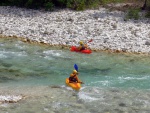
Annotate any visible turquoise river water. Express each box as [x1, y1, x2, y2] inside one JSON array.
[[1, 37, 150, 113]]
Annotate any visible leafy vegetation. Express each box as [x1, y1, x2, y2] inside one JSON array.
[[0, 0, 143, 10], [44, 2, 54, 11], [125, 8, 140, 20], [0, 0, 150, 13], [100, 0, 124, 5], [145, 11, 150, 18]]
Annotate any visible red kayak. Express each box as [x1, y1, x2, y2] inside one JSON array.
[[70, 46, 92, 54]]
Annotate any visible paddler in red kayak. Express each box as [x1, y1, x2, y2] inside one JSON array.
[[78, 41, 88, 51]]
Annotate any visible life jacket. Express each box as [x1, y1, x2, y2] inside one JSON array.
[[80, 44, 85, 50], [69, 74, 77, 82]]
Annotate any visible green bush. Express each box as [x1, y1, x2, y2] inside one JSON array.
[[145, 11, 150, 18], [0, 0, 148, 12], [45, 2, 54, 11], [100, 0, 124, 5], [57, 0, 66, 4], [6, 0, 25, 6], [66, 0, 86, 10], [66, 0, 101, 10], [54, 0, 67, 7], [76, 0, 86, 11], [86, 0, 100, 9], [100, 0, 111, 4], [125, 9, 140, 20], [0, 0, 119, 10], [25, 0, 33, 8]]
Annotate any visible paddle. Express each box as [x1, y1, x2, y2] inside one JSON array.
[[83, 39, 93, 50], [87, 39, 93, 43], [74, 64, 78, 72], [81, 39, 93, 44]]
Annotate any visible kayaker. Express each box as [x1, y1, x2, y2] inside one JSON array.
[[78, 41, 88, 51], [69, 70, 82, 83]]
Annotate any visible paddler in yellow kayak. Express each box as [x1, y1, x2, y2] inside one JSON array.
[[69, 70, 83, 84], [66, 64, 84, 90]]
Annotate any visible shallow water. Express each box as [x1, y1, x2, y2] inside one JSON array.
[[1, 37, 150, 113]]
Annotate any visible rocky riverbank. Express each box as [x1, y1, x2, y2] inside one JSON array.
[[0, 6, 150, 53]]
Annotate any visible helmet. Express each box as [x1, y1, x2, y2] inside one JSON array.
[[73, 70, 77, 74], [79, 41, 83, 45]]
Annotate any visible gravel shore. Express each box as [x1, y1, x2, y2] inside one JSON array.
[[0, 6, 150, 53]]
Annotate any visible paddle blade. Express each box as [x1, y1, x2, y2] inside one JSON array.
[[88, 39, 93, 43], [74, 64, 78, 72]]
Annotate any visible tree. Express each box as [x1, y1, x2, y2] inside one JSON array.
[[142, 0, 150, 10], [142, 0, 147, 10]]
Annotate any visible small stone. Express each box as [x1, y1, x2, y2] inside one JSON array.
[[119, 103, 126, 107], [145, 41, 150, 45]]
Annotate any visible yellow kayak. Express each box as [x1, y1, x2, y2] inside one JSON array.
[[65, 78, 81, 90]]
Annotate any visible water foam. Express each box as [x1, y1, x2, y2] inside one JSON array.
[[0, 53, 7, 58], [78, 92, 98, 102], [78, 87, 104, 102], [43, 50, 62, 57], [0, 50, 27, 57], [118, 76, 150, 80]]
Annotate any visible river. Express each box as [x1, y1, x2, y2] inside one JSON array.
[[0, 37, 150, 113]]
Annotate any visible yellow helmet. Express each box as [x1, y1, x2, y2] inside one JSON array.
[[79, 41, 83, 45], [73, 70, 77, 74]]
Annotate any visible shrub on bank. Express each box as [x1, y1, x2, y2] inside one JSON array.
[[0, 0, 150, 19], [145, 11, 150, 18], [44, 2, 54, 11], [0, 0, 138, 10], [125, 8, 140, 20]]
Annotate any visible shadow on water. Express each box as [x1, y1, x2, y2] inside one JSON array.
[[80, 67, 112, 75], [0, 68, 21, 73], [0, 68, 25, 81], [0, 60, 12, 68], [0, 68, 50, 83], [0, 76, 15, 83]]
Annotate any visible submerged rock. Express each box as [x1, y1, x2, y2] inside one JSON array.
[[0, 95, 25, 103]]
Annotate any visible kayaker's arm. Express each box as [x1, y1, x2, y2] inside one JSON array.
[[79, 81, 84, 84]]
